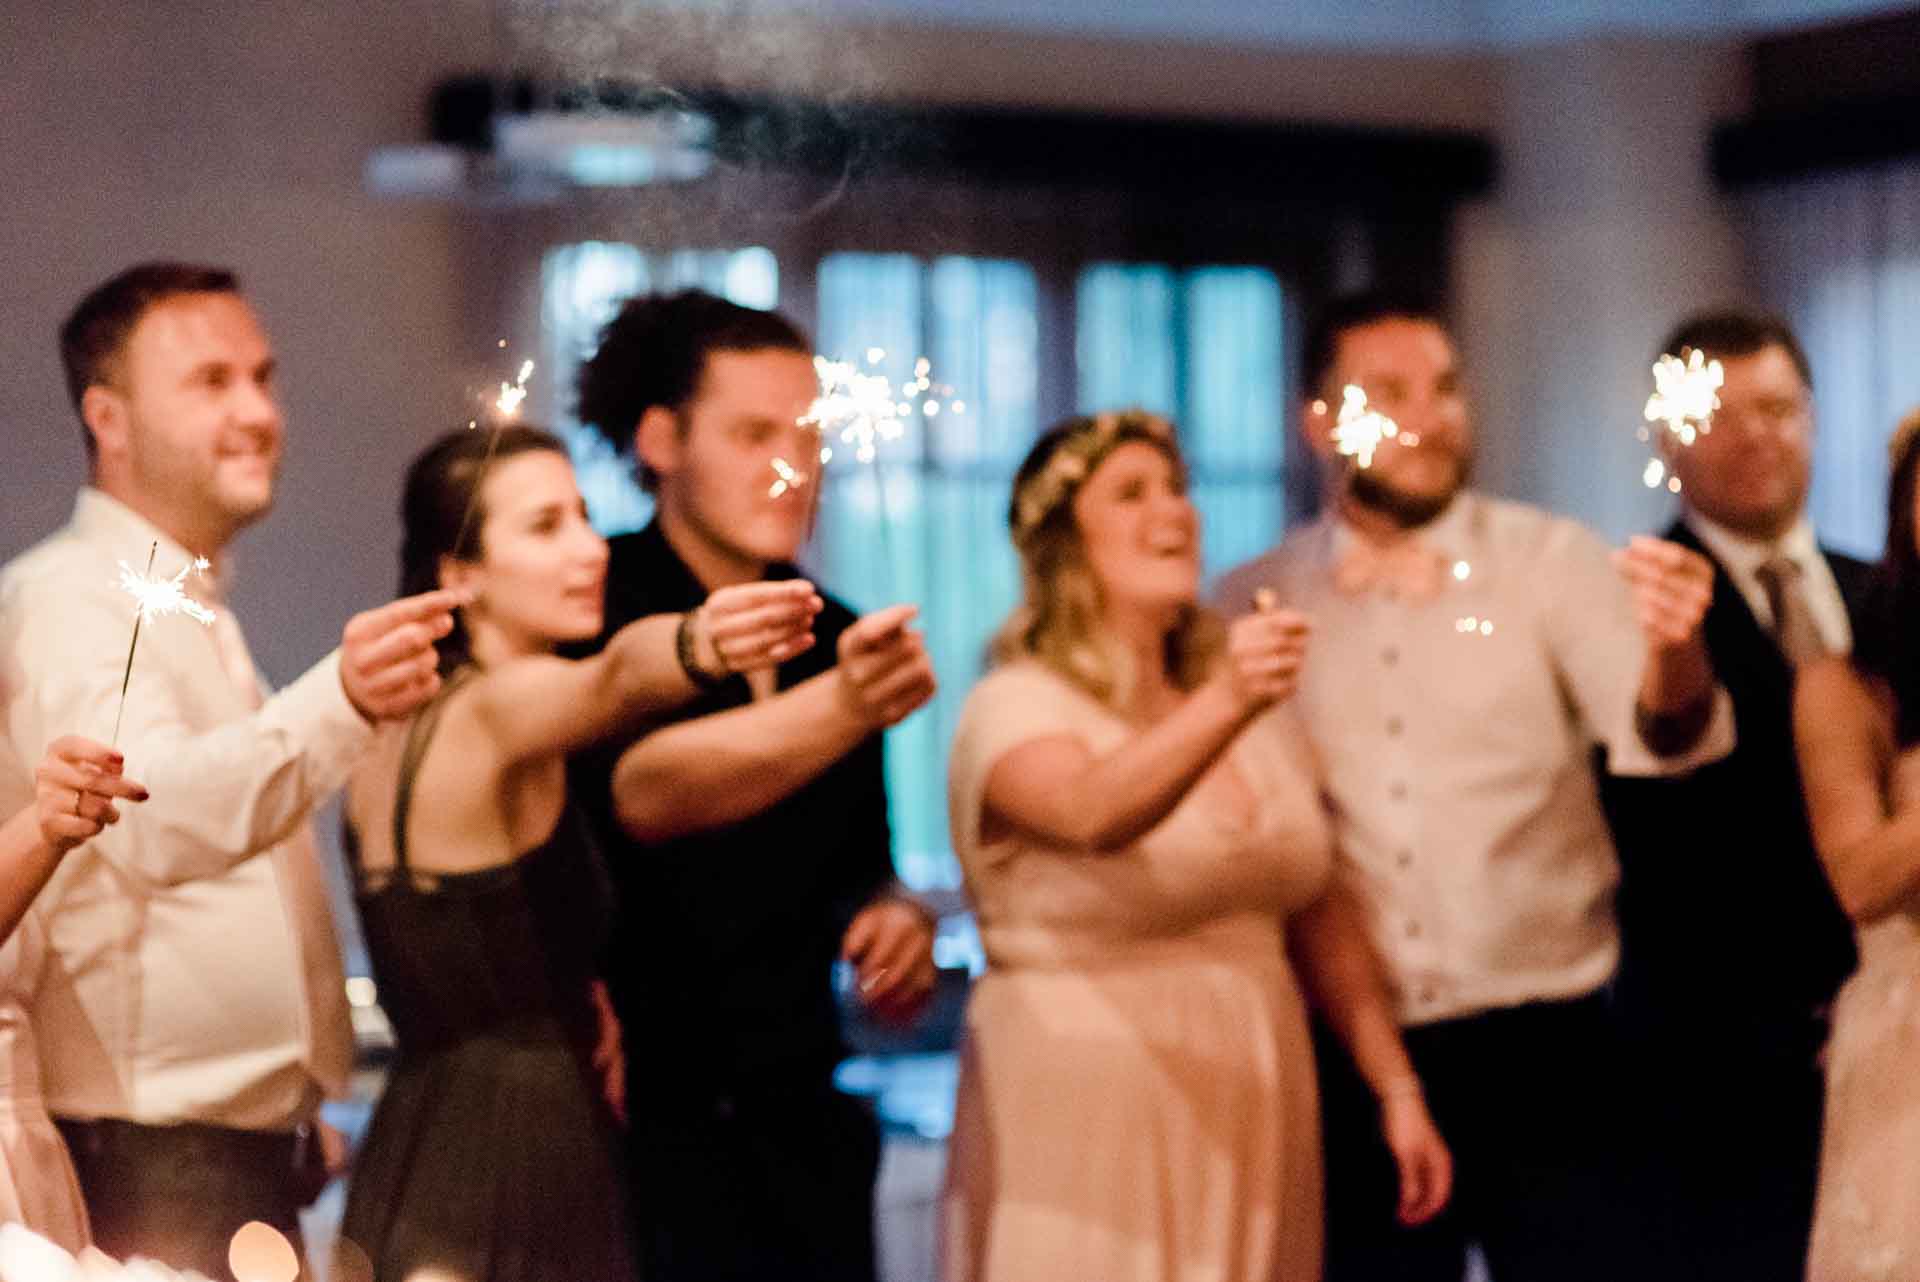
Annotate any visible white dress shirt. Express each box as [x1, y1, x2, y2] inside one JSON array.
[[1216, 493, 1734, 1026], [1683, 511, 1853, 655], [0, 490, 362, 1130]]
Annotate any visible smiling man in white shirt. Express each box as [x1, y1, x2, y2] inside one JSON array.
[[1216, 292, 1730, 1282], [0, 262, 459, 1275]]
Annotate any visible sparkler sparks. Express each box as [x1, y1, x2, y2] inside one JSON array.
[[1326, 385, 1419, 470], [1644, 349, 1723, 447], [495, 359, 535, 418], [110, 543, 214, 746], [115, 558, 216, 627], [799, 350, 964, 466], [451, 352, 539, 560], [801, 354, 907, 465]]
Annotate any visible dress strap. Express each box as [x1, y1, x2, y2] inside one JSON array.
[[391, 667, 476, 876]]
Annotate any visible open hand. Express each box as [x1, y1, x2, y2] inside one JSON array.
[[1222, 608, 1312, 711], [340, 588, 469, 720], [694, 580, 823, 676], [836, 605, 937, 730], [1614, 536, 1713, 650]]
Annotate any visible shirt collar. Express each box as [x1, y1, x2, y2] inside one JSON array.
[[1327, 490, 1476, 564], [1683, 509, 1819, 579], [621, 518, 807, 607]]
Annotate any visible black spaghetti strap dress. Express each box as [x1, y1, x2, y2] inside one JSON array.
[[336, 677, 639, 1282]]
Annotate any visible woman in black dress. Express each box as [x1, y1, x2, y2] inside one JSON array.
[[335, 426, 821, 1282]]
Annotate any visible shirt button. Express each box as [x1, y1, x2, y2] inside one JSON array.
[[1396, 849, 1414, 869], [1386, 716, 1404, 736], [1388, 781, 1408, 800], [1382, 646, 1401, 667]]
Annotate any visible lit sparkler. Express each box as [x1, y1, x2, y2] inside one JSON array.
[[799, 348, 964, 600], [1644, 348, 1723, 447], [450, 352, 538, 561], [496, 358, 535, 418], [1325, 384, 1419, 470], [800, 350, 965, 465], [111, 543, 215, 746]]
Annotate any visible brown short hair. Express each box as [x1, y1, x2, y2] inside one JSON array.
[[58, 262, 242, 457]]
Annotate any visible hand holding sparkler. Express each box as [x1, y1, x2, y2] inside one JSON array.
[[690, 580, 825, 677], [1612, 536, 1714, 650], [338, 587, 471, 721], [34, 736, 147, 854], [834, 604, 937, 731], [1222, 597, 1313, 712]]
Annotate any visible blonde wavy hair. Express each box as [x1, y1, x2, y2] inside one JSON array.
[[989, 410, 1225, 709]]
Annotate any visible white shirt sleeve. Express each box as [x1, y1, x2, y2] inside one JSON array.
[[4, 568, 372, 888]]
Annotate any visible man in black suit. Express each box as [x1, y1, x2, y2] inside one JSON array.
[[1602, 308, 1870, 1282]]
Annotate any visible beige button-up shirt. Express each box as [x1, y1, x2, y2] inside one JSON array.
[[0, 490, 363, 1129], [1216, 493, 1734, 1025]]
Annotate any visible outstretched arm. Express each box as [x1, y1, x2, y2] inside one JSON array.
[[981, 610, 1310, 854], [3, 580, 457, 888], [467, 579, 822, 769], [612, 604, 935, 843]]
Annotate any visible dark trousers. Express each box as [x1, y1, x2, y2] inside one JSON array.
[[1616, 1021, 1826, 1282], [57, 1117, 320, 1278], [1319, 993, 1646, 1282], [625, 1078, 881, 1282]]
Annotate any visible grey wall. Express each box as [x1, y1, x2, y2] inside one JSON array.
[[0, 2, 1771, 661]]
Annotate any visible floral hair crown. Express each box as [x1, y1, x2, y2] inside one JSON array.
[[1011, 410, 1178, 547]]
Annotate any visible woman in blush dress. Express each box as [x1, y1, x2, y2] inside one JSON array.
[[0, 736, 146, 1248], [942, 411, 1451, 1282], [335, 426, 821, 1282], [1801, 409, 1920, 1282]]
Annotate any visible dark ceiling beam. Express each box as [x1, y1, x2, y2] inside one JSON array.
[[427, 75, 1498, 209]]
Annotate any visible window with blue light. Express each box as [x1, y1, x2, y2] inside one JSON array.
[[813, 252, 1039, 896], [1077, 263, 1288, 576]]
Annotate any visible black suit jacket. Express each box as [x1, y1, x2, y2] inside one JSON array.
[[1601, 519, 1873, 1063]]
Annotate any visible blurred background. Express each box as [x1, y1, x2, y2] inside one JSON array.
[[3, 3, 1917, 1276]]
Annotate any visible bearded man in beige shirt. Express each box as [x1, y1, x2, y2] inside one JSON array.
[[1217, 292, 1728, 1282]]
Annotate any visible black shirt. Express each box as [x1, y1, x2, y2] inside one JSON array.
[[570, 520, 896, 1096]]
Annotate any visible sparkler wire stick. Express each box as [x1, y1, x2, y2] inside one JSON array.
[[110, 542, 158, 747], [449, 357, 535, 564], [110, 546, 215, 745]]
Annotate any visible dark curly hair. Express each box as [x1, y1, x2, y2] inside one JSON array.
[[574, 289, 809, 492]]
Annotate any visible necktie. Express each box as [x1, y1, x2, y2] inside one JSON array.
[[1754, 556, 1828, 667], [1333, 533, 1447, 604], [209, 606, 355, 1096]]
